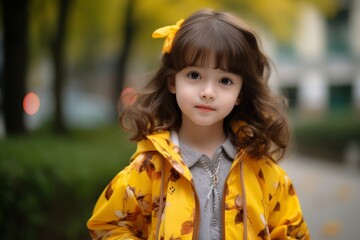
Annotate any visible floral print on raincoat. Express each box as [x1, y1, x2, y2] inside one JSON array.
[[87, 130, 310, 239]]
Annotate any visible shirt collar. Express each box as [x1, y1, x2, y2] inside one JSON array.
[[222, 137, 237, 159], [170, 131, 238, 168]]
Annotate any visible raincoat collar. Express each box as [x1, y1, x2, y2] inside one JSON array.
[[133, 130, 193, 181]]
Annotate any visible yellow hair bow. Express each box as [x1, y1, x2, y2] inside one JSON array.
[[152, 19, 184, 54]]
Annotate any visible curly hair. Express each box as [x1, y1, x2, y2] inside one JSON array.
[[120, 9, 289, 162]]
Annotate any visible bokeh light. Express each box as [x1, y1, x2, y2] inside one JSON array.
[[23, 92, 40, 115]]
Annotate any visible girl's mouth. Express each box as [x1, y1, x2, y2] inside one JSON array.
[[196, 105, 215, 112]]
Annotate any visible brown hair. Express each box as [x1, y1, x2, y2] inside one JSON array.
[[120, 9, 289, 161]]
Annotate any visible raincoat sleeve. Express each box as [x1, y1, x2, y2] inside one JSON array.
[[267, 167, 310, 239], [87, 155, 155, 240]]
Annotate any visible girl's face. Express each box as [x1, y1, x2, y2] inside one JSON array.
[[170, 64, 243, 129]]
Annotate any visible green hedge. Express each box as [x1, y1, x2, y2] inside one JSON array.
[[0, 126, 135, 240], [293, 111, 360, 162]]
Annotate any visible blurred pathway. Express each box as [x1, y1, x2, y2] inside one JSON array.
[[281, 154, 360, 240]]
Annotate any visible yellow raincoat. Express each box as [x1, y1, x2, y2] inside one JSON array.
[[87, 130, 310, 239]]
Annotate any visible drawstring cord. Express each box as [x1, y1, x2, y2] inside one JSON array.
[[155, 160, 165, 240], [240, 160, 248, 240]]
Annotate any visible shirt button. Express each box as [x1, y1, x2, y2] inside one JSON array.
[[211, 218, 218, 227]]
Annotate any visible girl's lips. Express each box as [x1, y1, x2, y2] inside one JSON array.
[[195, 105, 215, 112]]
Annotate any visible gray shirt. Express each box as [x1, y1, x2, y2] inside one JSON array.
[[179, 138, 237, 240]]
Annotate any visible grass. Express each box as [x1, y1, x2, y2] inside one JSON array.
[[0, 125, 136, 240]]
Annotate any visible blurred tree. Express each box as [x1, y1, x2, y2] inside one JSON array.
[[29, 0, 57, 62], [52, 0, 72, 134], [1, 0, 29, 135], [28, 0, 124, 128], [29, 0, 74, 134], [114, 0, 135, 108]]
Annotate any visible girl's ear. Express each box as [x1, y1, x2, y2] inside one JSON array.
[[168, 78, 176, 94], [235, 93, 242, 105]]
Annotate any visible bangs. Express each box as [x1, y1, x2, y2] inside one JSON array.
[[169, 18, 254, 76]]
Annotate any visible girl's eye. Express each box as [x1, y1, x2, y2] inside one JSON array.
[[187, 72, 201, 80], [219, 78, 233, 85]]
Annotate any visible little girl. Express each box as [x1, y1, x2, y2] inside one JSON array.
[[87, 9, 310, 240]]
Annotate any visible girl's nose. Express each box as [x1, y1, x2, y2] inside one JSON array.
[[200, 83, 216, 100]]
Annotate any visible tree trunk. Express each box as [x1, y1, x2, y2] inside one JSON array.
[[114, 0, 136, 109], [52, 0, 71, 134], [1, 0, 28, 135]]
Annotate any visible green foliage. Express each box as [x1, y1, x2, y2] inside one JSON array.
[[0, 126, 135, 240], [67, 0, 125, 63]]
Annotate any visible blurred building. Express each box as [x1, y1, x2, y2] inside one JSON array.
[[275, 0, 360, 115]]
